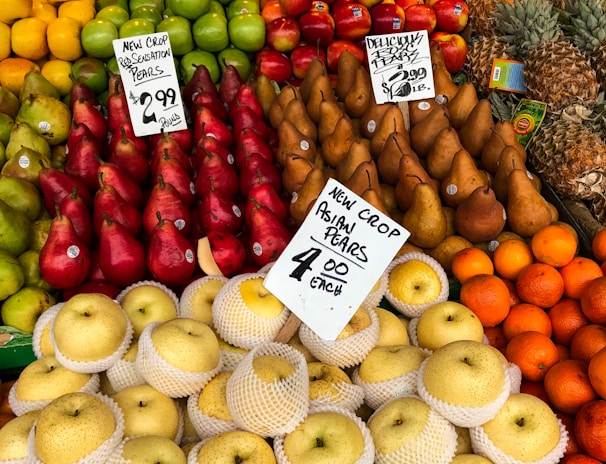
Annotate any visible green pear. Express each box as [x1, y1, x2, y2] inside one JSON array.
[[0, 198, 32, 256], [0, 85, 20, 119], [1, 146, 51, 187], [0, 112, 14, 146], [0, 249, 25, 300], [15, 93, 71, 146], [1, 286, 56, 333], [30, 218, 52, 252], [5, 121, 52, 160], [19, 70, 61, 102], [0, 141, 5, 170], [18, 249, 53, 292], [0, 175, 42, 220]]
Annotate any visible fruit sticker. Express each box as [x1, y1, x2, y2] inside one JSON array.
[[112, 32, 187, 137], [264, 178, 409, 340]]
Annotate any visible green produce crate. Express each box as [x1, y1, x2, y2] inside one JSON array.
[[0, 326, 35, 373]]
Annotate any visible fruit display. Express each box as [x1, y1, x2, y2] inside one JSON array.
[[3, 0, 606, 462]]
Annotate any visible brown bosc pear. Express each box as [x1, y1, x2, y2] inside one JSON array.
[[440, 148, 489, 208], [433, 65, 459, 102], [253, 73, 278, 119], [458, 98, 495, 158], [377, 131, 417, 185], [492, 145, 530, 204], [282, 153, 316, 194], [268, 84, 301, 130], [446, 82, 479, 129], [409, 104, 451, 158], [306, 73, 336, 124], [506, 165, 553, 237], [299, 57, 327, 104], [319, 115, 357, 168], [335, 50, 361, 101], [454, 185, 506, 243], [282, 95, 318, 142], [361, 186, 390, 216], [408, 98, 441, 127], [359, 96, 394, 139], [425, 126, 464, 181], [335, 137, 372, 184], [317, 92, 345, 143], [344, 159, 382, 198], [369, 104, 409, 158], [290, 167, 328, 226], [275, 118, 317, 167], [480, 120, 527, 174], [343, 65, 373, 119], [400, 176, 449, 249], [394, 151, 437, 212]]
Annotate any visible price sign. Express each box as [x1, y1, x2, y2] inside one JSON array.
[[365, 30, 434, 104], [264, 179, 410, 340], [112, 32, 188, 137]]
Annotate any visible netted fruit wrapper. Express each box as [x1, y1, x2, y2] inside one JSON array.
[[178, 275, 229, 323], [105, 356, 147, 393], [361, 271, 388, 310], [309, 379, 365, 412], [31, 303, 63, 359], [186, 387, 239, 439]]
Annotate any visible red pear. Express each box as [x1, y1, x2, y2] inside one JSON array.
[[192, 89, 228, 121], [248, 200, 291, 267], [194, 148, 240, 200], [152, 149, 196, 207], [231, 103, 270, 140], [234, 128, 274, 169], [64, 136, 103, 191], [69, 81, 100, 109], [193, 135, 234, 168], [218, 64, 245, 106], [93, 172, 142, 237], [107, 125, 149, 185], [58, 187, 94, 247], [239, 152, 283, 197], [149, 128, 192, 153], [66, 119, 103, 159], [96, 159, 144, 208], [143, 174, 192, 236], [192, 105, 234, 150], [71, 97, 108, 140], [38, 165, 93, 216], [228, 84, 264, 121], [183, 64, 219, 107], [62, 281, 121, 301], [196, 177, 243, 234], [206, 229, 247, 277], [245, 183, 288, 228]]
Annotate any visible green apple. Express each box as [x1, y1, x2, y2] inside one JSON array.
[[130, 5, 164, 25], [51, 292, 131, 365], [180, 49, 220, 84], [368, 395, 458, 459], [120, 435, 187, 463], [193, 12, 229, 52], [194, 430, 277, 463], [119, 17, 156, 38], [208, 0, 226, 15], [156, 15, 195, 56], [0, 409, 41, 461], [473, 393, 563, 462], [112, 383, 181, 440], [71, 57, 110, 96], [307, 361, 353, 401], [179, 275, 227, 326], [129, 0, 165, 10], [97, 0, 130, 9], [374, 307, 410, 346], [1, 286, 55, 333], [226, 0, 260, 19], [18, 249, 53, 292], [228, 13, 266, 52], [95, 5, 130, 28], [415, 301, 485, 351], [0, 249, 24, 300], [80, 18, 120, 60], [217, 46, 252, 80], [358, 344, 428, 384], [118, 283, 178, 339], [281, 410, 366, 464], [33, 392, 119, 464], [388, 259, 445, 307], [166, 0, 210, 20]]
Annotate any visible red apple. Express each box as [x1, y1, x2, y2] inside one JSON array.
[[370, 1, 405, 35], [326, 39, 365, 73], [333, 3, 372, 41], [429, 30, 468, 73], [403, 3, 436, 32], [432, 0, 468, 33], [255, 48, 293, 83], [395, 0, 422, 9], [280, 0, 313, 16], [298, 10, 335, 48], [290, 43, 327, 79], [261, 0, 287, 24], [266, 16, 301, 52]]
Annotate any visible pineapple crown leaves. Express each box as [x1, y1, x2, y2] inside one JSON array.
[[492, 0, 563, 59], [560, 0, 606, 54]]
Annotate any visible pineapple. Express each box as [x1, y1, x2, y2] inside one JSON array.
[[492, 0, 599, 113], [468, 0, 514, 37], [465, 35, 514, 96]]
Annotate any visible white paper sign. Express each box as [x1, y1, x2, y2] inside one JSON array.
[[112, 32, 187, 137], [264, 179, 410, 340], [365, 30, 435, 104]]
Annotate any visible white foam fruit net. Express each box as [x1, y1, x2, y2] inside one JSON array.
[[186, 387, 239, 439], [212, 273, 290, 350], [226, 342, 309, 438], [105, 356, 147, 393], [218, 347, 248, 372], [26, 392, 125, 464], [298, 307, 380, 369], [273, 403, 376, 464], [361, 271, 388, 310], [384, 252, 450, 318], [136, 322, 222, 398], [178, 275, 229, 323], [368, 395, 458, 464], [31, 303, 63, 359], [309, 380, 365, 413]]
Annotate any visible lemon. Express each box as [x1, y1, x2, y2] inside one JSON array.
[[0, 0, 33, 25], [31, 0, 58, 24], [41, 59, 73, 96], [47, 16, 83, 62], [0, 24, 11, 61], [58, 0, 96, 26], [11, 17, 50, 61], [0, 57, 41, 96]]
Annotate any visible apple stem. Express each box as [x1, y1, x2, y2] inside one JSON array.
[[234, 456, 243, 464], [516, 417, 525, 427], [316, 437, 324, 447]]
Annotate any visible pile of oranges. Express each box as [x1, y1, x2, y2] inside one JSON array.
[[451, 224, 606, 463]]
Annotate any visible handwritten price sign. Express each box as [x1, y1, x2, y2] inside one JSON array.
[[264, 179, 409, 340], [112, 32, 187, 137], [365, 30, 435, 104]]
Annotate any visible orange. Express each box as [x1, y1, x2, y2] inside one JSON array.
[[531, 223, 578, 267], [580, 276, 606, 325], [0, 57, 40, 96], [557, 343, 571, 361], [505, 330, 560, 381], [544, 359, 598, 414], [451, 246, 494, 284], [519, 379, 550, 404], [560, 454, 603, 464], [515, 262, 565, 308], [484, 325, 507, 352], [46, 16, 83, 62], [588, 346, 606, 400], [560, 257, 604, 300], [574, 400, 606, 461], [591, 227, 606, 264], [570, 324, 606, 364], [10, 17, 49, 61], [501, 302, 552, 341], [493, 238, 535, 281], [548, 298, 590, 346], [557, 411, 583, 457], [502, 277, 522, 306], [459, 274, 511, 327]]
